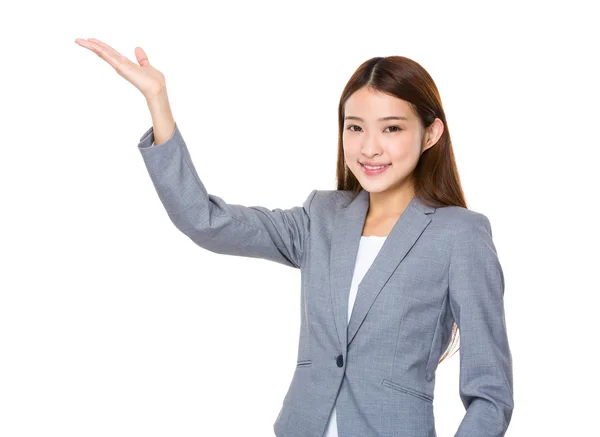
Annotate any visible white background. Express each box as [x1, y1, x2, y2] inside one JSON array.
[[1, 0, 598, 435]]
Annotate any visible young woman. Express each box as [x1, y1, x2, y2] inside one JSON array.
[[75, 37, 514, 437]]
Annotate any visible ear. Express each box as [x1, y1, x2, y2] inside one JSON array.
[[422, 118, 445, 152]]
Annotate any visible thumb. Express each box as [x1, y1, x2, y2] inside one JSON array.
[[135, 46, 150, 67]]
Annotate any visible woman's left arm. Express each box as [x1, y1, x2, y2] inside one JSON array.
[[448, 213, 514, 437]]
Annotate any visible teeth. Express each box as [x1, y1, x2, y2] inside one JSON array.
[[363, 164, 387, 169]]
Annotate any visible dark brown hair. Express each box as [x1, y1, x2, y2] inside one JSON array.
[[336, 56, 466, 363]]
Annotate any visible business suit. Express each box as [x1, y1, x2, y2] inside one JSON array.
[[137, 122, 514, 437]]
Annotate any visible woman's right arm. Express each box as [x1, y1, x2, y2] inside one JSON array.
[[138, 119, 317, 269], [75, 37, 317, 269], [145, 87, 176, 146]]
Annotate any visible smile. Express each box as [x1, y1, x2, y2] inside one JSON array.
[[360, 163, 390, 175]]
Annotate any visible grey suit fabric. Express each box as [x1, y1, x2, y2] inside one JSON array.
[[137, 123, 514, 437]]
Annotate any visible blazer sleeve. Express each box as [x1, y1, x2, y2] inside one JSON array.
[[137, 122, 317, 269], [448, 213, 514, 437]]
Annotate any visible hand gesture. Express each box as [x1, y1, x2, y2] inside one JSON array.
[[75, 37, 167, 101]]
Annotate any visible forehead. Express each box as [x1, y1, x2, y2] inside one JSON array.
[[344, 88, 413, 120]]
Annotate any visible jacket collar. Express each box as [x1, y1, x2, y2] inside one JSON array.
[[329, 189, 436, 350]]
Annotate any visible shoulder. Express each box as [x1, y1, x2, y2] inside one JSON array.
[[433, 204, 494, 239], [435, 205, 491, 227], [309, 189, 351, 211]]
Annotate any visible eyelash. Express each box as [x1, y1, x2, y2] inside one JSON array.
[[346, 125, 402, 133]]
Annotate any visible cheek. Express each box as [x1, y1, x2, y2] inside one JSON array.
[[342, 139, 360, 158], [390, 139, 421, 161], [389, 148, 411, 162]]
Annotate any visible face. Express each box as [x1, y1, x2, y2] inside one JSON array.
[[342, 87, 433, 196]]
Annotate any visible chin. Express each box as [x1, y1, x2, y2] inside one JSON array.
[[358, 181, 391, 193]]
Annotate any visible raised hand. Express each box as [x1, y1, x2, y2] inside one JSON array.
[[75, 37, 167, 101]]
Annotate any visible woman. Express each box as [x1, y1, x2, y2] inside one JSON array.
[[75, 37, 514, 437]]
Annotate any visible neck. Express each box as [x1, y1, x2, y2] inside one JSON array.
[[367, 187, 415, 219]]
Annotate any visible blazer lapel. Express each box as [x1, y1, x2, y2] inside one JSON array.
[[329, 189, 436, 351]]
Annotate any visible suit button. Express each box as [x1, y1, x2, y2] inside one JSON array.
[[336, 354, 344, 367]]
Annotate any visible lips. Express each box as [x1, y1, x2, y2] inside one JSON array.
[[360, 162, 390, 167], [360, 162, 391, 175], [360, 163, 390, 169]]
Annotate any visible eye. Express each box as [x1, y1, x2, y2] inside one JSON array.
[[345, 125, 402, 133], [385, 125, 402, 132]]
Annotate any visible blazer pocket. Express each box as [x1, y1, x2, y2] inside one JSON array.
[[296, 359, 312, 368], [381, 378, 433, 403]]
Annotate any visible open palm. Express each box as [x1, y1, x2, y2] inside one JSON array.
[[75, 37, 167, 101]]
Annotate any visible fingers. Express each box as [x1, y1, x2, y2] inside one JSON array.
[[75, 38, 135, 73], [75, 38, 99, 52], [135, 47, 150, 67], [78, 39, 119, 66], [75, 38, 112, 58], [87, 38, 123, 60], [76, 38, 148, 68]]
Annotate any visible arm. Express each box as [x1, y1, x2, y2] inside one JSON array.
[[448, 213, 514, 437], [138, 122, 317, 269]]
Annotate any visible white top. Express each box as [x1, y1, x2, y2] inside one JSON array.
[[323, 235, 387, 437]]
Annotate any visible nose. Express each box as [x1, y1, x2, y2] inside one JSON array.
[[360, 134, 382, 158]]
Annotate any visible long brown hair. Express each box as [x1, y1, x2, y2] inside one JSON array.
[[335, 56, 466, 364]]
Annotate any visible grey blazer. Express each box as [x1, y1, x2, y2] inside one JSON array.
[[137, 123, 514, 437]]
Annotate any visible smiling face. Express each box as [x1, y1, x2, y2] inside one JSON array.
[[343, 87, 432, 197]]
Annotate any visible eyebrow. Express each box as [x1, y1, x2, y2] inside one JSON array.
[[344, 115, 409, 122]]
